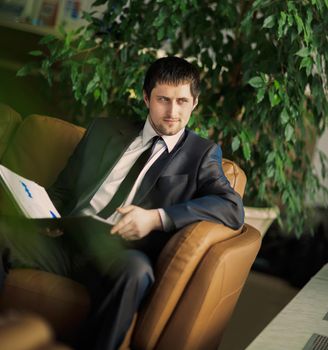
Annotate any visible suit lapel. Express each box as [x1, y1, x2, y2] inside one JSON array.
[[96, 130, 136, 181], [96, 117, 142, 182], [73, 120, 141, 214]]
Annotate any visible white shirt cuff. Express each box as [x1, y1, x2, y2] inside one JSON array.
[[158, 208, 174, 232]]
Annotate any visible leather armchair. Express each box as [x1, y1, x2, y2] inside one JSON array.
[[0, 312, 71, 350], [0, 104, 261, 350]]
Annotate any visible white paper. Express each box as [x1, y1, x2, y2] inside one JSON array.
[[0, 164, 61, 219]]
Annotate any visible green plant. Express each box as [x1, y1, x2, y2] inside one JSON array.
[[19, 0, 328, 235]]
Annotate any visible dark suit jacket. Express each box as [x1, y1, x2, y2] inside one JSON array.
[[47, 117, 244, 255]]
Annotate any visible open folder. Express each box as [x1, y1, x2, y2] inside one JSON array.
[[0, 164, 60, 218], [0, 164, 112, 235]]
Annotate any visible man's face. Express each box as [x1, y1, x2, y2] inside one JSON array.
[[143, 83, 198, 136]]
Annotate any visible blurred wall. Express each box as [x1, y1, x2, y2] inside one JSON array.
[[0, 24, 60, 117]]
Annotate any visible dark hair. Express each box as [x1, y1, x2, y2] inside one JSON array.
[[143, 56, 200, 100]]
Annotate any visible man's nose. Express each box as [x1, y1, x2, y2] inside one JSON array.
[[167, 101, 178, 117]]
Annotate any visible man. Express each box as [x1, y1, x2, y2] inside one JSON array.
[[0, 57, 244, 349]]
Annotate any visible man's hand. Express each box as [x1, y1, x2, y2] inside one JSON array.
[[111, 205, 163, 240]]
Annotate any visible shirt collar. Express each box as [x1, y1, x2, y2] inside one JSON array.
[[142, 117, 185, 153]]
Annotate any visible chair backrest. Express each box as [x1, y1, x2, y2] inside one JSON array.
[[1, 114, 85, 188], [0, 109, 246, 198], [0, 104, 22, 159]]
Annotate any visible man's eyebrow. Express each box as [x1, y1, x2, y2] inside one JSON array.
[[155, 95, 191, 101]]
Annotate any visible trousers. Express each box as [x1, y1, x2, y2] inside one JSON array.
[[0, 216, 155, 350]]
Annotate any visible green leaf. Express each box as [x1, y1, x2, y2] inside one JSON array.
[[263, 15, 275, 29], [260, 73, 269, 83], [39, 35, 56, 45], [92, 0, 107, 6], [280, 11, 287, 25], [278, 11, 287, 38], [157, 27, 165, 41], [256, 88, 265, 103], [280, 108, 289, 124], [282, 188, 290, 204], [295, 47, 310, 57], [179, 1, 187, 11], [120, 46, 127, 63], [274, 79, 280, 89], [267, 166, 275, 178], [29, 50, 43, 56], [299, 56, 313, 76], [86, 57, 100, 65], [294, 13, 304, 34], [286, 13, 293, 27], [86, 78, 99, 95], [188, 114, 195, 127], [154, 8, 167, 28], [248, 76, 264, 88], [232, 136, 240, 152], [101, 89, 108, 106], [82, 11, 94, 22], [266, 151, 275, 163], [16, 62, 38, 77], [269, 88, 281, 107], [242, 142, 251, 160], [240, 131, 251, 160], [93, 88, 101, 101], [284, 123, 294, 141], [252, 0, 264, 9]]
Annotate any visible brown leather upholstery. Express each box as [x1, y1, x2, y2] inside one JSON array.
[[133, 222, 260, 350], [0, 104, 22, 160], [0, 313, 72, 350], [1, 114, 85, 188], [138, 224, 260, 350], [222, 158, 246, 198], [1, 269, 90, 341], [0, 105, 261, 349]]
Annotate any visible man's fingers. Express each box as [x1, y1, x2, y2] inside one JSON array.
[[114, 222, 134, 235], [116, 205, 136, 214], [43, 227, 64, 237], [112, 222, 140, 240], [111, 214, 133, 234], [112, 205, 137, 233], [121, 229, 139, 240]]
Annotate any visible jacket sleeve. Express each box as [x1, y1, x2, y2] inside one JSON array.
[[46, 119, 96, 214], [164, 144, 244, 230]]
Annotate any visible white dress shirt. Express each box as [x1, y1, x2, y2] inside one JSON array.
[[80, 117, 184, 231]]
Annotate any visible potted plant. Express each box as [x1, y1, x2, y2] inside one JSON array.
[[19, 0, 328, 236]]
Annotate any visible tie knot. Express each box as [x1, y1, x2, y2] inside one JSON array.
[[151, 135, 161, 144], [149, 136, 161, 150]]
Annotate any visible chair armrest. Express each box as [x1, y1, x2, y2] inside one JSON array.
[[133, 221, 242, 349], [0, 269, 90, 340], [0, 312, 53, 350]]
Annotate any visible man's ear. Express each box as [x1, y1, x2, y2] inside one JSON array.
[[143, 90, 150, 108], [192, 97, 199, 110]]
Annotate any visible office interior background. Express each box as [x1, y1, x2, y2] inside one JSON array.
[[0, 1, 327, 349]]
